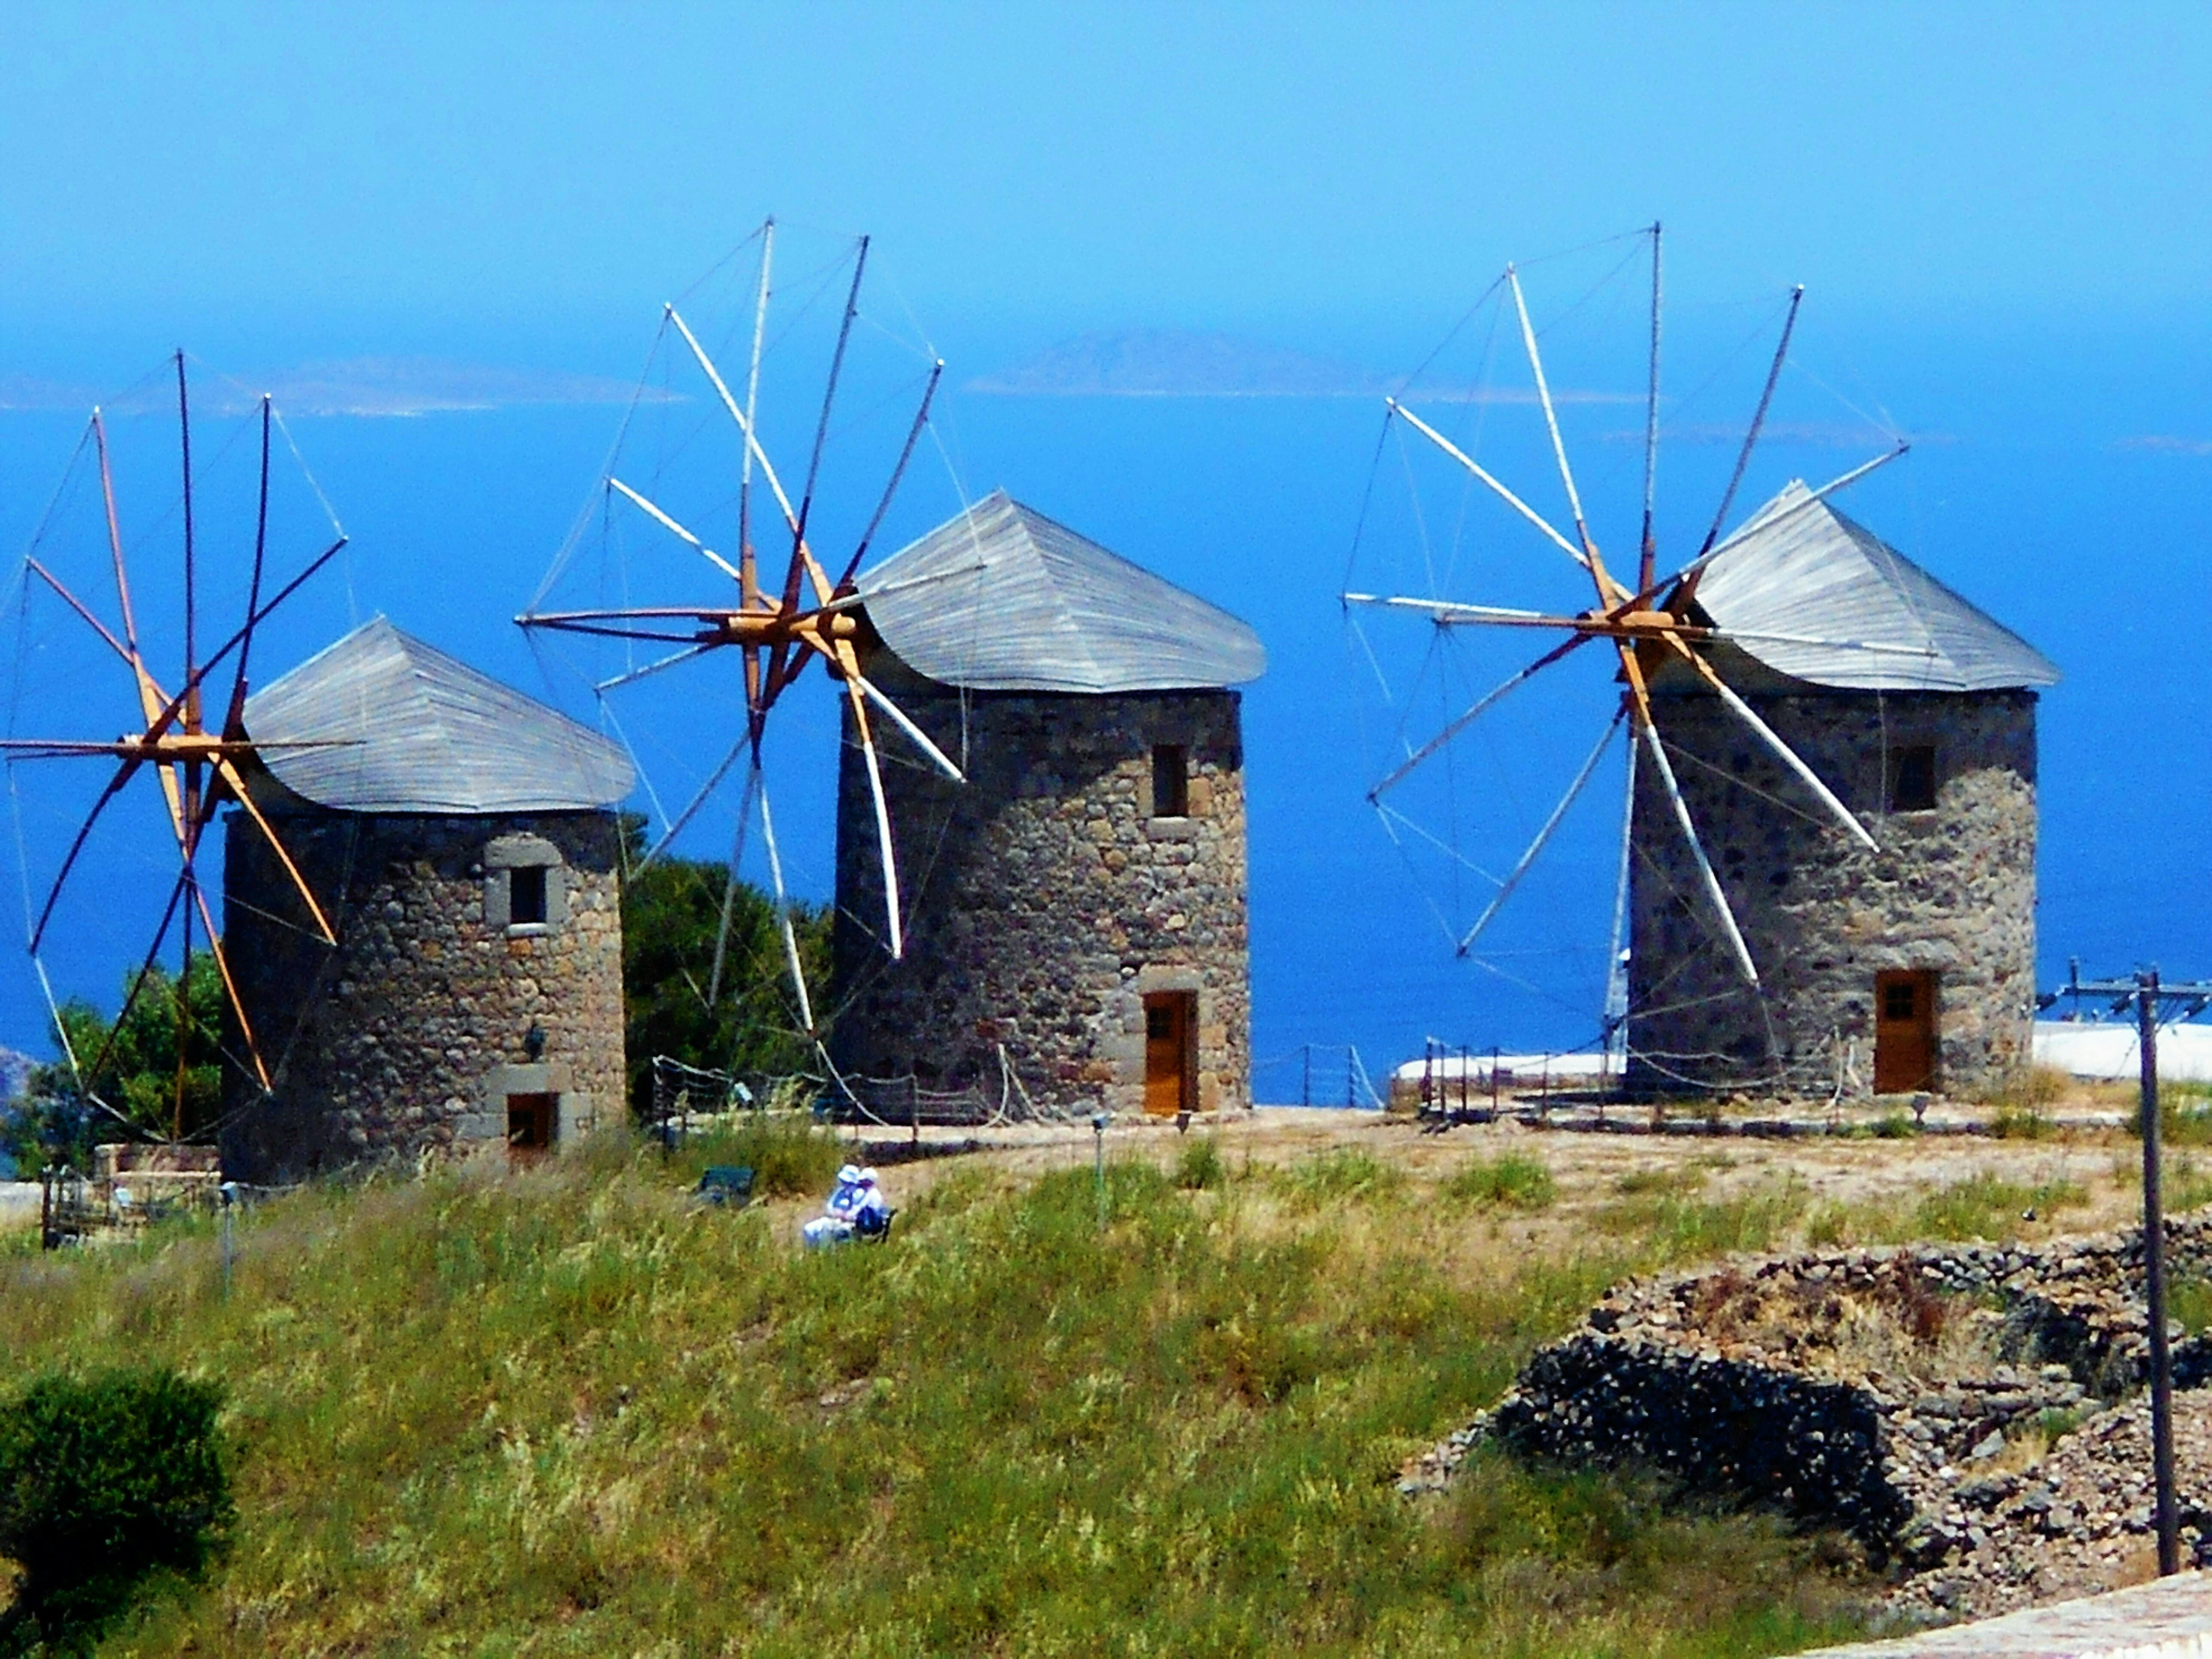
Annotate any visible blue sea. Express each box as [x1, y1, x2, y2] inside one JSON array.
[[0, 305, 2206, 1106]]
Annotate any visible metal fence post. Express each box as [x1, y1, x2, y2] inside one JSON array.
[[2139, 970, 2180, 1575]]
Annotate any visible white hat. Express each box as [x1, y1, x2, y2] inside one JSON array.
[[836, 1164, 862, 1185], [859, 1168, 879, 1186]]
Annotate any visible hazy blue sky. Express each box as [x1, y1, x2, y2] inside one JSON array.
[[6, 3, 2212, 369], [4, 4, 2210, 1077]]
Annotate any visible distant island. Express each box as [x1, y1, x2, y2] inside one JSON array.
[[966, 328, 1639, 404], [0, 359, 680, 419], [966, 329, 1395, 398]]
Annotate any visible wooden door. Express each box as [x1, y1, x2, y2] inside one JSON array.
[[1143, 993, 1194, 1116], [1874, 972, 1937, 1094], [508, 1092, 556, 1154]]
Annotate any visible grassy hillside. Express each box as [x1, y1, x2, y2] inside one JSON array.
[[0, 1129, 1870, 1656]]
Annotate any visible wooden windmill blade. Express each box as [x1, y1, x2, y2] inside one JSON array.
[[8, 358, 351, 1136], [516, 225, 960, 1037], [1348, 231, 1929, 1034]]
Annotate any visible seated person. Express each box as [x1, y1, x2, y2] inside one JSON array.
[[802, 1165, 890, 1249]]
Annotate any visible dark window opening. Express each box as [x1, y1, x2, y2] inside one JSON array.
[[1884, 980, 1917, 1021], [508, 1092, 556, 1152], [1146, 1005, 1173, 1041], [1887, 745, 1937, 812], [510, 866, 548, 925], [1151, 744, 1188, 817]]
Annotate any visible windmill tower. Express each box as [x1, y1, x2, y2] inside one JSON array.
[[827, 492, 1266, 1116], [1624, 484, 2056, 1096], [1345, 227, 2055, 1100], [219, 618, 634, 1181]]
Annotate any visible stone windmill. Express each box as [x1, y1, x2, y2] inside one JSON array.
[[5, 356, 350, 1139], [1346, 228, 2056, 1098], [828, 492, 1266, 1118]]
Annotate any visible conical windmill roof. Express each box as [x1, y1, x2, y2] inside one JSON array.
[[855, 490, 1267, 693], [244, 617, 634, 813], [1691, 481, 2059, 693]]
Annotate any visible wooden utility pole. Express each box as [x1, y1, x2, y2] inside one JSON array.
[[2056, 964, 2212, 1577]]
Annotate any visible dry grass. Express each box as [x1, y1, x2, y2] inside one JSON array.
[[0, 1130, 1878, 1656]]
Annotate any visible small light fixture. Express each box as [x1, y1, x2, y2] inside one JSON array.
[[524, 1023, 546, 1060]]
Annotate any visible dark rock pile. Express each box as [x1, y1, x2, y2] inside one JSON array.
[[1402, 1214, 2212, 1621]]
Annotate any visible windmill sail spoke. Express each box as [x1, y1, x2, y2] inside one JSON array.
[[595, 643, 717, 694], [1368, 629, 1594, 801], [739, 218, 774, 609], [637, 729, 752, 873], [177, 354, 198, 702], [705, 754, 762, 1010], [1640, 222, 1662, 595], [836, 360, 943, 592], [1507, 265, 1608, 591], [215, 757, 337, 945], [1695, 286, 1802, 562], [226, 398, 273, 738], [92, 411, 143, 656], [1456, 710, 1623, 956], [608, 477, 744, 584], [80, 862, 192, 1110], [1675, 646, 1877, 849], [783, 236, 868, 613], [1639, 720, 1758, 986], [666, 306, 803, 536], [191, 874, 270, 1092], [25, 559, 136, 671], [840, 678, 904, 960], [1603, 731, 1638, 1069], [1385, 399, 1589, 571], [28, 757, 140, 953], [754, 767, 816, 1037], [843, 660, 963, 783]]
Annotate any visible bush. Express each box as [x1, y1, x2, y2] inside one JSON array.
[[0, 1368, 231, 1652], [1442, 1153, 1555, 1209], [1172, 1136, 1225, 1191]]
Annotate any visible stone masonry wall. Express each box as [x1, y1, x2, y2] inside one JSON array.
[[830, 675, 1250, 1115], [1627, 687, 2038, 1097], [221, 805, 625, 1181], [1410, 1217, 2212, 1555]]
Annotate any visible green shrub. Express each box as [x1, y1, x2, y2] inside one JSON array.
[[1274, 1146, 1405, 1208], [0, 1367, 231, 1652], [1443, 1153, 1555, 1210], [1870, 1110, 1920, 1140], [1172, 1136, 1225, 1191]]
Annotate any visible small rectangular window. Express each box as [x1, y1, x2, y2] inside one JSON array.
[[1887, 745, 1937, 813], [1884, 980, 1917, 1021], [1151, 744, 1188, 818], [510, 866, 548, 925]]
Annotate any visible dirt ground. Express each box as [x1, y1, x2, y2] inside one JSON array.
[[816, 1098, 2176, 1264]]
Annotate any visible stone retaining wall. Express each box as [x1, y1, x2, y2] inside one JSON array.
[[1411, 1215, 2212, 1568]]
